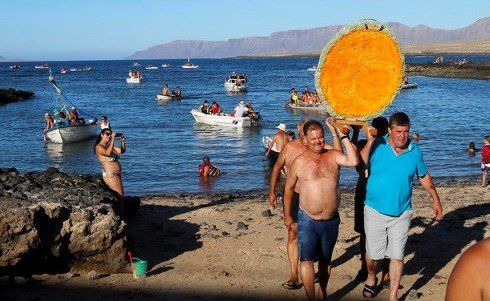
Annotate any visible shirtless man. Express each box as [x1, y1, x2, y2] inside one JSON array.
[[266, 123, 289, 157], [283, 120, 358, 300], [268, 118, 341, 290], [445, 237, 490, 301]]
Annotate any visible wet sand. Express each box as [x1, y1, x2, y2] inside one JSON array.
[[2, 183, 489, 301]]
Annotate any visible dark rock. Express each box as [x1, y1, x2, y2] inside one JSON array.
[[13, 276, 27, 285], [236, 222, 248, 231], [407, 289, 422, 299], [261, 209, 273, 217], [0, 88, 34, 105]]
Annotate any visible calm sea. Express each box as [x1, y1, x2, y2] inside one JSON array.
[[0, 55, 488, 195]]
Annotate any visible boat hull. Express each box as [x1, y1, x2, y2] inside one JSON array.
[[191, 109, 257, 127], [224, 82, 247, 92], [285, 102, 326, 112], [45, 124, 99, 144], [126, 77, 143, 84], [182, 66, 198, 69], [401, 83, 418, 89]]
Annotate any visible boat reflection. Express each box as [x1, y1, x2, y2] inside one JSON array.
[[44, 139, 96, 167]]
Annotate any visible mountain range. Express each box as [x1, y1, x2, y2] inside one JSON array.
[[126, 17, 490, 59]]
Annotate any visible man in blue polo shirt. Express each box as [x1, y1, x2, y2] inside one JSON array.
[[359, 112, 443, 301]]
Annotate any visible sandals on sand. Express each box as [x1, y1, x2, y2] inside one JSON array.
[[363, 278, 378, 298], [281, 280, 302, 290]]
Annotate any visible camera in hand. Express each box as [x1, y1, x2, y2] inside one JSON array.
[[115, 132, 124, 138]]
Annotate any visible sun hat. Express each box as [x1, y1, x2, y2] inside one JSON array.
[[239, 101, 244, 106], [277, 123, 286, 131]]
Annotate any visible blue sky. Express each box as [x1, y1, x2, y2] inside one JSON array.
[[0, 0, 488, 60]]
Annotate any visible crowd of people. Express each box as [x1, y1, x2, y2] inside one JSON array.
[[268, 113, 445, 301], [289, 86, 321, 106]]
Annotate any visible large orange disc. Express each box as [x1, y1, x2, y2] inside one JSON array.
[[315, 20, 404, 120]]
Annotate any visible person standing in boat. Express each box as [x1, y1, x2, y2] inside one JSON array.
[[94, 128, 126, 214], [98, 115, 111, 130], [232, 101, 248, 117]]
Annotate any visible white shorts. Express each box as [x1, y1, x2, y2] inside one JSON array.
[[364, 205, 412, 260]]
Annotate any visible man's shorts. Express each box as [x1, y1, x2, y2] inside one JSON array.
[[364, 205, 412, 261], [297, 209, 340, 263]]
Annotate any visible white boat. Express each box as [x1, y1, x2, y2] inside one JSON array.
[[190, 109, 259, 127], [307, 66, 317, 71], [224, 73, 248, 92], [262, 136, 280, 153], [82, 66, 92, 71], [401, 82, 418, 89], [44, 72, 99, 144], [60, 68, 68, 74], [35, 63, 49, 69], [182, 59, 199, 69], [9, 64, 20, 69], [285, 102, 326, 112], [133, 62, 140, 66], [161, 63, 171, 68], [44, 124, 98, 144], [145, 65, 158, 70], [126, 70, 143, 84], [69, 68, 79, 72], [156, 94, 182, 101]]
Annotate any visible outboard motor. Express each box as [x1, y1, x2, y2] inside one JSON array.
[[250, 112, 261, 126]]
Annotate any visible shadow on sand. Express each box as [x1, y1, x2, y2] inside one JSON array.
[[330, 203, 489, 301]]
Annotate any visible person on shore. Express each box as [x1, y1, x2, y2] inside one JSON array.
[[199, 100, 210, 114], [268, 118, 341, 291], [94, 128, 126, 213], [283, 120, 358, 300], [445, 237, 490, 301], [44, 113, 54, 130], [360, 112, 443, 300], [481, 135, 490, 187], [161, 85, 170, 96], [412, 132, 421, 142], [467, 142, 477, 156], [265, 123, 289, 158], [350, 117, 389, 282], [199, 156, 221, 179], [99, 115, 111, 130]]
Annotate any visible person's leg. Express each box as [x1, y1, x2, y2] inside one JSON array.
[[300, 260, 316, 301], [365, 255, 378, 289], [317, 214, 340, 300], [389, 259, 404, 301], [103, 173, 125, 215], [363, 206, 388, 292], [286, 223, 299, 285], [316, 260, 329, 301], [381, 257, 391, 285], [482, 169, 488, 187]]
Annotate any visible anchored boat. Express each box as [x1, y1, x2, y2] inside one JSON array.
[[190, 109, 260, 128], [224, 72, 247, 92]]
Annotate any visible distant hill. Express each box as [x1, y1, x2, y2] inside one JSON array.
[[127, 17, 490, 59]]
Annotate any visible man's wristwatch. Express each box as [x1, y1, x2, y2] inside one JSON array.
[[340, 135, 349, 140]]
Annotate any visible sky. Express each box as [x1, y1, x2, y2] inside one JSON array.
[[0, 0, 488, 61]]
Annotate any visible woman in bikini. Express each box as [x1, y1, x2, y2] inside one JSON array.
[[94, 128, 126, 209]]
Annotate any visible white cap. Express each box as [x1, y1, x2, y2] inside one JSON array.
[[277, 123, 286, 131], [239, 101, 244, 106]]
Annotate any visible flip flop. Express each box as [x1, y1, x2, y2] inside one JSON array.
[[362, 278, 378, 298], [281, 280, 302, 290]]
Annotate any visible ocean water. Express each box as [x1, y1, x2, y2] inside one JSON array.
[[0, 56, 488, 195]]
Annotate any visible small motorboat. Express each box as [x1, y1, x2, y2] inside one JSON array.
[[190, 109, 260, 127], [307, 66, 317, 71], [133, 62, 140, 66], [161, 63, 171, 68], [285, 102, 326, 112], [182, 59, 199, 69], [82, 66, 92, 71], [145, 65, 158, 70], [60, 67, 68, 74], [401, 82, 418, 89], [35, 63, 49, 69], [69, 68, 79, 72], [126, 70, 143, 84], [224, 72, 248, 92], [156, 94, 182, 101], [9, 64, 20, 69]]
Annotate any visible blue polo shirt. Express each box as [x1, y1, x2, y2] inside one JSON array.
[[365, 134, 427, 216]]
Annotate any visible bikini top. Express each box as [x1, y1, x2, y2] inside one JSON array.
[[98, 153, 119, 163]]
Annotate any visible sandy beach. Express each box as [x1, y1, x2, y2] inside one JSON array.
[[2, 182, 488, 301]]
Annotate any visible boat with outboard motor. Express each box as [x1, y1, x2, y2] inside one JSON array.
[[145, 65, 158, 70], [401, 82, 418, 89], [161, 63, 171, 68], [190, 109, 260, 127], [182, 59, 199, 69], [35, 63, 49, 69], [285, 102, 326, 112], [157, 94, 182, 101], [44, 72, 98, 144], [224, 72, 247, 92]]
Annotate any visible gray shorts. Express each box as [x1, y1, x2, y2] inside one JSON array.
[[364, 205, 412, 260]]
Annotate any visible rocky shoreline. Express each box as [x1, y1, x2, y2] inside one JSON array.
[[0, 88, 34, 105], [0, 168, 140, 277], [406, 62, 490, 80]]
